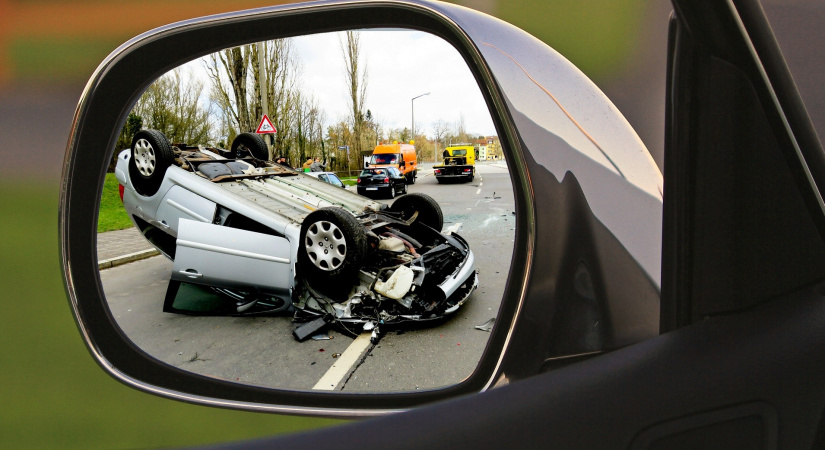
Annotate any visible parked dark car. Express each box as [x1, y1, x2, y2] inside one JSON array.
[[356, 167, 407, 199]]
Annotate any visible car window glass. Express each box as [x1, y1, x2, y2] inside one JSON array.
[[98, 28, 514, 394]]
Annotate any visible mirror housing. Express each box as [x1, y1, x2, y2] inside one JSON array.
[[61, 0, 662, 415]]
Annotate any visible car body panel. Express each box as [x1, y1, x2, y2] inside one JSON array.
[[172, 219, 294, 301]]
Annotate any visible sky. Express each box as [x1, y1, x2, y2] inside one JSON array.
[[180, 29, 497, 139]]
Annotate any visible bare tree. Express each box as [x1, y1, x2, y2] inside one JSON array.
[[326, 120, 352, 171], [133, 68, 212, 145], [432, 119, 449, 162], [340, 31, 368, 171], [454, 113, 470, 143], [205, 45, 254, 137], [205, 39, 300, 157]]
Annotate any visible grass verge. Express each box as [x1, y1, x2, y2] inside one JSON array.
[[98, 173, 133, 233]]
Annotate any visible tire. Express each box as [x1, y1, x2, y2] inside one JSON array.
[[231, 132, 269, 160], [129, 129, 174, 196], [388, 183, 396, 199], [402, 183, 408, 194], [299, 207, 367, 295], [389, 192, 444, 231]]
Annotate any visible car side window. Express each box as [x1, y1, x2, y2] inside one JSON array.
[[328, 175, 344, 188]]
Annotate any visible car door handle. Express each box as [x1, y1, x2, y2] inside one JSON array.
[[179, 269, 203, 279]]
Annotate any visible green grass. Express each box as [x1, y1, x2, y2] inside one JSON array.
[[9, 37, 125, 83], [98, 173, 134, 233], [0, 180, 340, 449], [339, 176, 358, 186]]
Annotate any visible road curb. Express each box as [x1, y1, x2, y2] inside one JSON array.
[[98, 249, 160, 270]]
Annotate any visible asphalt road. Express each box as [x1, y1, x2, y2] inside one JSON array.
[[100, 161, 516, 392]]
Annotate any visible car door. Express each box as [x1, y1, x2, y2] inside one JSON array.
[[385, 167, 400, 194], [171, 218, 293, 302]]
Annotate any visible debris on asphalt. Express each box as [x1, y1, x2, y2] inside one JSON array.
[[474, 318, 495, 332], [311, 332, 332, 341]]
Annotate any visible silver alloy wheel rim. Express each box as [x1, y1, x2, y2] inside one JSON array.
[[305, 220, 346, 271], [133, 139, 156, 177]]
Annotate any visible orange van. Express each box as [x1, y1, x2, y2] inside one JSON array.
[[367, 142, 418, 184]]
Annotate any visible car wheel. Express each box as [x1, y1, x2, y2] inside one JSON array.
[[402, 183, 408, 194], [299, 207, 367, 295], [408, 171, 417, 185], [129, 129, 174, 196], [231, 132, 269, 160], [389, 192, 444, 231], [388, 184, 396, 199]]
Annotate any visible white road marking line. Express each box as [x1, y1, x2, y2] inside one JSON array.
[[446, 223, 463, 234], [476, 188, 481, 195], [479, 181, 483, 186], [313, 333, 373, 390]]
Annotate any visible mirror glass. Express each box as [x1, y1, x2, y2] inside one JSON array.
[[98, 29, 514, 392]]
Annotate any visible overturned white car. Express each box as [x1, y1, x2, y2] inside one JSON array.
[[114, 129, 478, 340]]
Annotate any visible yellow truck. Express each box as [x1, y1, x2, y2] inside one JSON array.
[[433, 144, 476, 183]]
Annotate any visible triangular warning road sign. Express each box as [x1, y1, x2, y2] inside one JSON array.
[[256, 115, 277, 134]]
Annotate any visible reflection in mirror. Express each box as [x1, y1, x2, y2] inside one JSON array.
[[98, 29, 514, 393]]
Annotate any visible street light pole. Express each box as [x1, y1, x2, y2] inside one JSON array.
[[411, 92, 430, 145]]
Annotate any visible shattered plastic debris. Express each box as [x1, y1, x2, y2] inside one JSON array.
[[363, 322, 376, 331], [311, 332, 332, 340], [332, 353, 341, 358], [474, 318, 495, 332]]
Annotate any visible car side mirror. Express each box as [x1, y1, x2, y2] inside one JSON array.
[[61, 0, 662, 417]]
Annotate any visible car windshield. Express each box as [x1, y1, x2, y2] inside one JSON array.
[[370, 153, 399, 164]]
